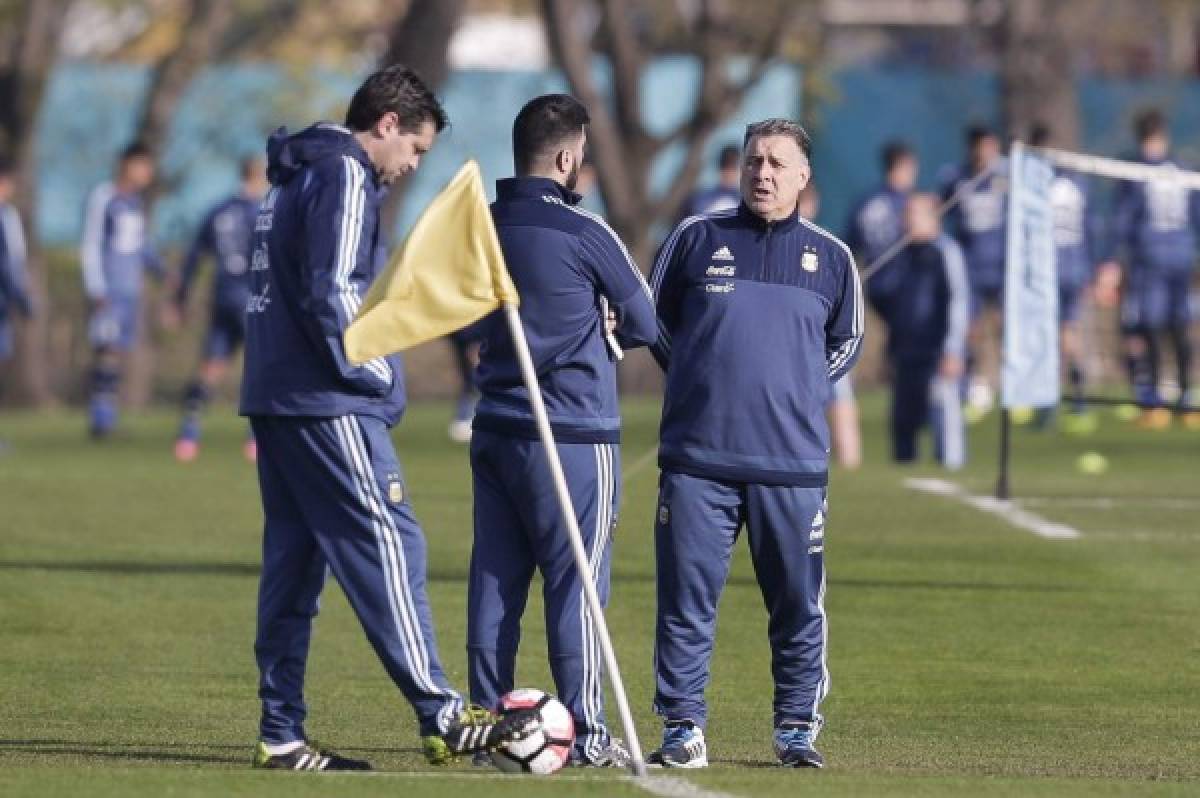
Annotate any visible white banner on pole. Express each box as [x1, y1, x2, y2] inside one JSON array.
[[1002, 141, 1060, 409]]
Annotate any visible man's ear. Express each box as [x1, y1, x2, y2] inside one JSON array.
[[555, 148, 572, 176], [375, 111, 398, 139]]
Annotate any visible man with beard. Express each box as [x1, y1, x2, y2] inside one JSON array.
[[466, 93, 657, 766]]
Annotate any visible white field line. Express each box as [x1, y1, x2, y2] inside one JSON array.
[[1018, 496, 1200, 511], [904, 478, 1082, 540], [632, 774, 740, 798], [341, 768, 741, 797], [621, 444, 659, 497]]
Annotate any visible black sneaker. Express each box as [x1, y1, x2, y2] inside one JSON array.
[[252, 741, 371, 771], [424, 704, 541, 764]]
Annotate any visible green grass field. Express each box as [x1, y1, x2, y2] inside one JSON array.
[[1, 395, 1198, 797]]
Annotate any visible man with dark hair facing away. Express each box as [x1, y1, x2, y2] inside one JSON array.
[[466, 93, 658, 767]]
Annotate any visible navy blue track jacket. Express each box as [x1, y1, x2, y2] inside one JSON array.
[[844, 185, 907, 266], [473, 177, 658, 443], [80, 184, 162, 301], [240, 124, 404, 425], [0, 202, 32, 325], [1049, 170, 1098, 291], [867, 234, 969, 362], [176, 193, 261, 313], [1111, 157, 1200, 273], [939, 161, 1008, 291], [650, 204, 865, 486]]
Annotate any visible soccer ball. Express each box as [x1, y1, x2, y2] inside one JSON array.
[[490, 688, 575, 774]]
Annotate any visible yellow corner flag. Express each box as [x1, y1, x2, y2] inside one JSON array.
[[344, 160, 518, 364]]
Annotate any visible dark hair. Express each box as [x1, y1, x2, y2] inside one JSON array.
[[0, 156, 12, 177], [512, 94, 590, 175], [345, 65, 448, 134], [1028, 122, 1051, 148], [718, 144, 740, 170], [120, 141, 152, 162], [743, 118, 812, 160], [966, 124, 997, 148], [1134, 109, 1166, 143], [881, 139, 914, 173]]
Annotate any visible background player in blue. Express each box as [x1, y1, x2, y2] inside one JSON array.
[[467, 94, 658, 767], [445, 319, 486, 443], [677, 143, 741, 221], [844, 139, 918, 267], [868, 193, 969, 468], [1030, 124, 1100, 424], [80, 142, 162, 438], [1101, 109, 1200, 429], [647, 118, 864, 769], [0, 160, 34, 450], [938, 124, 1006, 419], [169, 156, 267, 462], [238, 65, 533, 772]]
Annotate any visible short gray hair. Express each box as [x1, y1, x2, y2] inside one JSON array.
[[744, 118, 812, 160]]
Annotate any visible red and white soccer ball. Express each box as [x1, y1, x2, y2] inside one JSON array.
[[490, 688, 575, 775]]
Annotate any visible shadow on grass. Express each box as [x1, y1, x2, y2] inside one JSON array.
[[0, 738, 423, 766], [0, 738, 246, 765], [0, 560, 1096, 594], [0, 560, 261, 577]]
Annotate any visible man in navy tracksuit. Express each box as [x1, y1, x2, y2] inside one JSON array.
[[939, 125, 1007, 314], [678, 144, 742, 221], [844, 139, 918, 269], [239, 66, 532, 773], [938, 125, 1006, 417], [1030, 124, 1098, 419], [0, 161, 33, 440], [647, 119, 864, 769], [467, 94, 658, 767], [1102, 110, 1200, 427], [171, 156, 267, 462], [80, 142, 162, 438], [868, 194, 969, 467], [446, 318, 487, 443]]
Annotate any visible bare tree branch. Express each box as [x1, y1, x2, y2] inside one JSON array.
[[650, 0, 793, 221], [542, 0, 639, 225], [377, 0, 467, 238], [135, 0, 237, 204], [0, 0, 71, 406], [214, 0, 308, 61], [599, 0, 647, 144]]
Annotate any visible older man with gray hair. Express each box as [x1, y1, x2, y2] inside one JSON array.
[[646, 118, 864, 769]]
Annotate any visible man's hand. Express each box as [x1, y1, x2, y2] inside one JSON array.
[[1093, 261, 1122, 309], [939, 352, 964, 379], [604, 309, 617, 335]]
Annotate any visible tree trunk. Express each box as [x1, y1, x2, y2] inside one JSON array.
[[542, 0, 793, 271], [123, 0, 236, 409], [377, 0, 467, 241], [1000, 0, 1079, 147], [0, 0, 69, 407]]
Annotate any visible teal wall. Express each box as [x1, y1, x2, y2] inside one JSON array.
[[32, 60, 1200, 250]]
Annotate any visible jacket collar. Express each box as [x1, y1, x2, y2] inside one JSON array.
[[737, 201, 801, 233], [496, 176, 582, 205]]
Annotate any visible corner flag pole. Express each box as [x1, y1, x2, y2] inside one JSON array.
[[501, 301, 647, 777]]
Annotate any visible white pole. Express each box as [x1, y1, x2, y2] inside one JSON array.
[[501, 301, 647, 777]]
